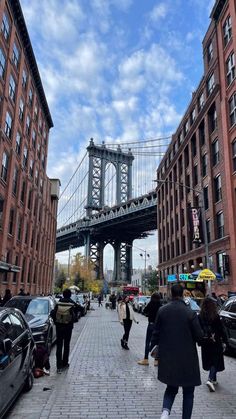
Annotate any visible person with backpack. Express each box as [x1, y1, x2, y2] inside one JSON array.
[[51, 288, 77, 374], [199, 297, 227, 392]]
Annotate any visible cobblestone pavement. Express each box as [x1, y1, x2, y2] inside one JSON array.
[[7, 303, 236, 419]]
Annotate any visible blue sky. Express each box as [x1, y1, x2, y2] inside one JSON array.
[[20, 0, 215, 269]]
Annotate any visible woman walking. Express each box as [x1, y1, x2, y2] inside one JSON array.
[[138, 292, 162, 366], [199, 297, 227, 392], [118, 296, 138, 350]]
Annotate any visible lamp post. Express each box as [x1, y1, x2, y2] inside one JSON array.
[[156, 179, 211, 296], [139, 248, 150, 294], [67, 245, 72, 282]]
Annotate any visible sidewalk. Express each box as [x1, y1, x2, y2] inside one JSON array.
[[7, 304, 236, 419]]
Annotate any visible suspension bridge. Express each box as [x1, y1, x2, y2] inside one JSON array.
[[56, 137, 170, 283]]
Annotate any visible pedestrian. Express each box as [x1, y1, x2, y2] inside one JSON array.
[[198, 297, 227, 392], [18, 288, 26, 296], [109, 293, 116, 310], [50, 288, 77, 374], [98, 294, 103, 307], [118, 296, 139, 350], [138, 292, 162, 366], [1, 289, 12, 306], [150, 283, 203, 419]]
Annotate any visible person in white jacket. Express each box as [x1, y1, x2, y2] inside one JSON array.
[[118, 296, 138, 350]]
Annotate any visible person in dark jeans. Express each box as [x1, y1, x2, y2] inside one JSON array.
[[51, 289, 77, 374], [150, 284, 203, 419], [138, 292, 162, 366], [118, 296, 138, 350]]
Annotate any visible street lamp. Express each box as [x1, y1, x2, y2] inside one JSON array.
[[67, 245, 72, 282], [139, 249, 150, 294], [156, 178, 212, 295]]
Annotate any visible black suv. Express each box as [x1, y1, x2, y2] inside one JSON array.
[[5, 296, 56, 353], [0, 307, 35, 418], [219, 296, 236, 353]]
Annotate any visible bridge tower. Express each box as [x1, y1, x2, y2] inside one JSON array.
[[85, 138, 134, 283]]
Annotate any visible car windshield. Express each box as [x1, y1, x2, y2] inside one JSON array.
[[26, 299, 49, 315], [139, 297, 148, 302]]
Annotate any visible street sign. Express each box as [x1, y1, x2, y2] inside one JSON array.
[[179, 273, 189, 281], [167, 274, 177, 282], [197, 269, 216, 281]]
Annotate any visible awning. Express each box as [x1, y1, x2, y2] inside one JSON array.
[[0, 261, 21, 273]]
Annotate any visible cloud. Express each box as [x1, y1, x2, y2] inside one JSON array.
[[149, 4, 168, 22]]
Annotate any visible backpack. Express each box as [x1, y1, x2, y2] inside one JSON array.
[[56, 303, 73, 324]]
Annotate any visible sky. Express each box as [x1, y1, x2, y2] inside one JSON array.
[[20, 0, 215, 270]]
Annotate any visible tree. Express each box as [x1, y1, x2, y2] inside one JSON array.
[[147, 269, 159, 293], [70, 253, 96, 291], [54, 269, 66, 291]]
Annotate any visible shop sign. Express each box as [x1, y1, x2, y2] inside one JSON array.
[[167, 274, 177, 282], [197, 269, 216, 281], [188, 207, 202, 243]]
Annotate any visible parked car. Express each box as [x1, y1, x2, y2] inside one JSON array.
[[140, 296, 151, 314], [5, 296, 56, 353], [219, 296, 236, 353], [133, 296, 150, 313], [0, 307, 35, 418]]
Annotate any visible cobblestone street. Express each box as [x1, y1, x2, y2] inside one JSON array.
[[7, 304, 236, 419]]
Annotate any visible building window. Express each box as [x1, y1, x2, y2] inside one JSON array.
[[21, 257, 25, 282], [28, 189, 32, 209], [202, 154, 207, 177], [1, 12, 10, 40], [0, 48, 6, 78], [204, 186, 209, 210], [191, 134, 197, 157], [13, 255, 18, 283], [198, 92, 204, 111], [23, 146, 28, 169], [22, 69, 27, 89], [206, 219, 211, 243], [223, 15, 232, 47], [229, 93, 236, 127], [15, 131, 21, 155], [208, 104, 217, 134], [207, 73, 215, 96], [4, 111, 12, 138], [184, 119, 189, 136], [226, 52, 235, 86], [40, 178, 43, 194], [9, 74, 16, 101], [8, 208, 14, 235], [19, 98, 24, 121], [26, 115, 31, 136], [199, 120, 205, 146], [214, 174, 222, 202], [216, 212, 224, 239], [37, 143, 41, 159], [212, 139, 219, 166], [17, 215, 22, 241], [35, 168, 39, 186], [12, 42, 20, 68], [42, 152, 45, 169], [24, 221, 29, 244], [216, 252, 226, 277], [0, 197, 4, 228], [1, 151, 9, 182], [193, 165, 198, 186], [232, 139, 236, 172], [190, 108, 196, 125], [207, 41, 213, 62], [12, 166, 18, 195], [32, 129, 36, 148], [20, 180, 26, 204], [29, 159, 33, 177], [28, 88, 33, 107]]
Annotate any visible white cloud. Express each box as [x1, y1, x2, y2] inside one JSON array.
[[149, 4, 168, 22]]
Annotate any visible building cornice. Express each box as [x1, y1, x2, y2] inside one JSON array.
[[8, 0, 53, 129]]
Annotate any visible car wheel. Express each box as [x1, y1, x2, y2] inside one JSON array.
[[24, 370, 34, 392]]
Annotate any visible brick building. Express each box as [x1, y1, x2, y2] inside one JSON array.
[[0, 0, 60, 296], [157, 0, 236, 295]]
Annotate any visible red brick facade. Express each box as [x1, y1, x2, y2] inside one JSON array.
[[157, 0, 236, 296], [0, 0, 59, 296]]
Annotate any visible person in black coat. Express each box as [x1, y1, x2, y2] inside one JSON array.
[[138, 292, 161, 366], [150, 284, 203, 419], [199, 297, 227, 392], [1, 289, 12, 306]]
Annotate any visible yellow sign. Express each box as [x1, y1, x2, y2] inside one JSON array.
[[197, 269, 216, 281]]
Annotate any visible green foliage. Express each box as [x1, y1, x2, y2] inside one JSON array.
[[147, 269, 159, 293], [54, 269, 67, 291]]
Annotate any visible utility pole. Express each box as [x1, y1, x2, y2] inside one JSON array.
[[67, 245, 72, 282]]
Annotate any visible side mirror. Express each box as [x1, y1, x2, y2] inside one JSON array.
[[3, 338, 12, 353]]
